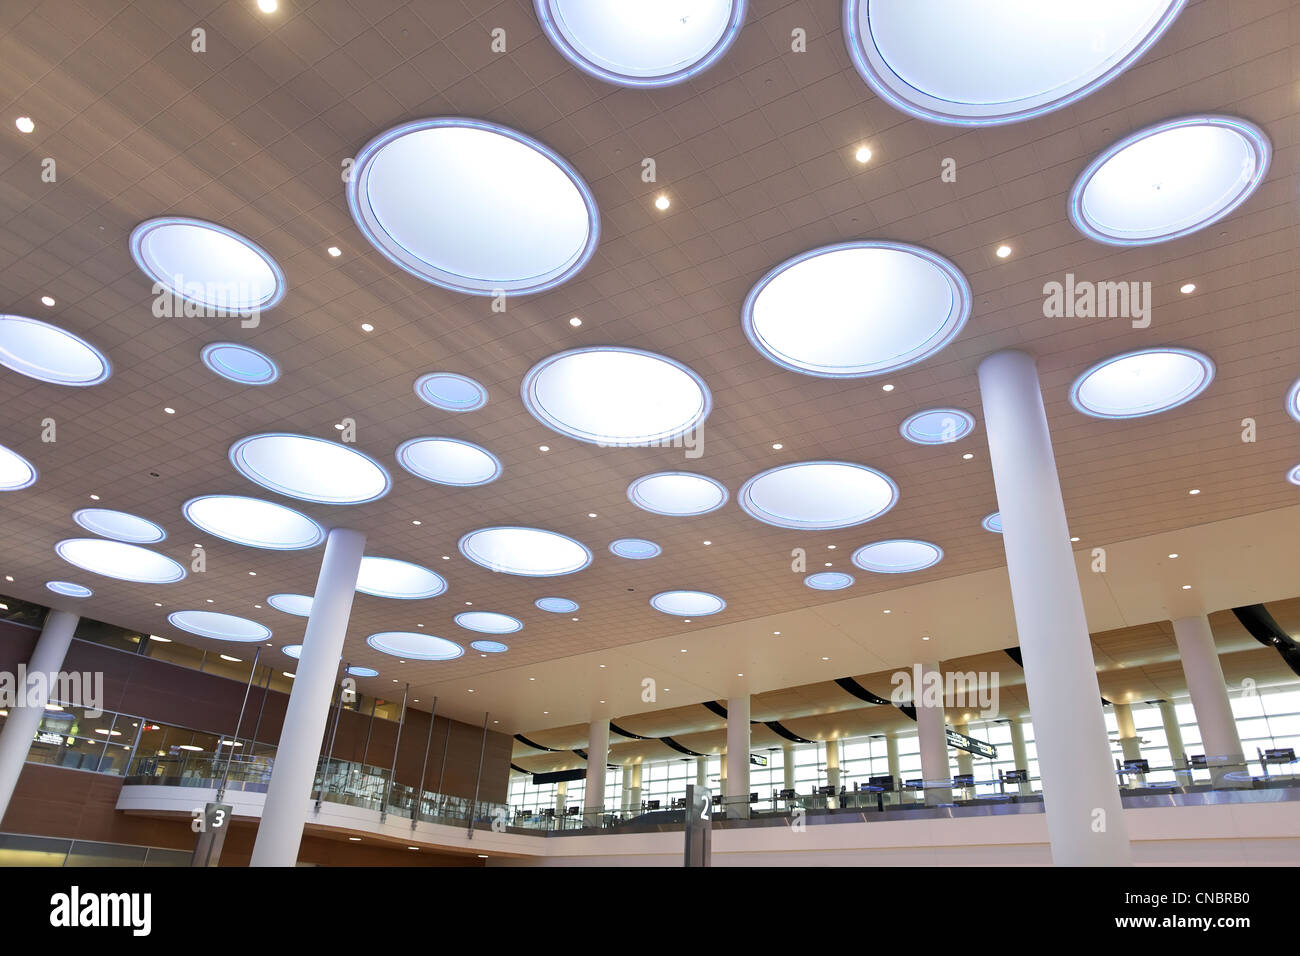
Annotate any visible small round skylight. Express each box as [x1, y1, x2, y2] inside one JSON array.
[[981, 512, 1003, 534], [852, 539, 943, 574], [1070, 116, 1270, 245], [0, 443, 37, 491], [650, 590, 726, 617], [536, 596, 579, 613], [844, 0, 1187, 126], [459, 527, 592, 577], [1287, 464, 1300, 487], [0, 314, 111, 386], [521, 347, 711, 446], [200, 342, 280, 386], [535, 0, 748, 88], [610, 538, 662, 560], [396, 437, 502, 487], [183, 495, 324, 550], [73, 508, 166, 544], [130, 217, 285, 313], [46, 581, 92, 598], [347, 118, 598, 295], [1070, 348, 1214, 419], [229, 433, 391, 505], [414, 372, 488, 412], [628, 472, 727, 517], [900, 408, 976, 445], [367, 631, 464, 661], [739, 461, 897, 530], [805, 571, 854, 591], [743, 241, 971, 378], [471, 640, 509, 654], [280, 645, 378, 677], [455, 611, 523, 635], [1287, 377, 1300, 423], [168, 610, 270, 643], [356, 556, 447, 600], [268, 593, 313, 616], [55, 538, 186, 584]]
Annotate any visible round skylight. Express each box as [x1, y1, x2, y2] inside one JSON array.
[[229, 433, 391, 505], [347, 118, 598, 295], [535, 0, 748, 88], [414, 372, 488, 412], [1288, 464, 1300, 486], [536, 596, 579, 613], [0, 443, 37, 491], [356, 556, 447, 600], [367, 631, 464, 661], [268, 593, 313, 617], [396, 437, 502, 487], [1070, 348, 1214, 419], [55, 538, 186, 584], [200, 342, 280, 386], [280, 646, 378, 677], [521, 347, 711, 446], [183, 495, 324, 550], [130, 217, 285, 313], [739, 461, 897, 530], [168, 610, 270, 643], [805, 571, 854, 591], [1288, 377, 1300, 423], [981, 512, 1003, 534], [610, 538, 662, 560], [650, 590, 726, 617], [1070, 116, 1270, 245], [743, 241, 971, 378], [46, 581, 92, 598], [628, 472, 727, 517], [844, 0, 1187, 126], [73, 508, 166, 544], [458, 527, 592, 577], [455, 611, 523, 635], [0, 314, 111, 386], [471, 640, 509, 654], [900, 408, 976, 445], [852, 539, 943, 574]]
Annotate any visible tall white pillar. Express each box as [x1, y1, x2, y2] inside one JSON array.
[[725, 691, 750, 817], [1008, 719, 1032, 794], [1112, 703, 1144, 786], [825, 738, 840, 790], [583, 718, 609, 827], [1157, 700, 1188, 780], [953, 722, 975, 790], [555, 780, 567, 816], [1172, 615, 1245, 784], [0, 610, 78, 823], [781, 742, 796, 792], [250, 528, 365, 867], [979, 350, 1131, 865], [915, 660, 952, 805], [885, 733, 900, 783], [628, 761, 642, 810], [696, 756, 707, 788]]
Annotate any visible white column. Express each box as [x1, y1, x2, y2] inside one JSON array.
[[885, 733, 900, 784], [696, 756, 707, 788], [1008, 718, 1032, 794], [628, 761, 642, 810], [953, 722, 975, 791], [1112, 703, 1144, 786], [583, 718, 609, 826], [1157, 700, 1188, 780], [979, 349, 1131, 865], [725, 691, 750, 817], [250, 528, 365, 867], [825, 738, 840, 790], [555, 780, 567, 816], [1172, 615, 1245, 784], [0, 610, 78, 823], [782, 742, 796, 792], [915, 660, 952, 805]]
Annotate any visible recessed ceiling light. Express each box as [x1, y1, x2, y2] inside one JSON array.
[[703, 540, 713, 546], [169, 610, 270, 643], [822, 657, 829, 661], [1181, 584, 1192, 590], [963, 453, 974, 460], [1180, 283, 1196, 294], [922, 635, 930, 641], [773, 630, 780, 635], [739, 461, 897, 530], [163, 407, 176, 415], [183, 495, 324, 550], [650, 590, 726, 617], [805, 571, 854, 591], [1070, 536, 1080, 542], [40, 296, 55, 307], [569, 316, 582, 327], [414, 372, 488, 413], [327, 246, 341, 257], [201, 342, 280, 386], [3, 575, 12, 582], [571, 617, 579, 622], [367, 631, 463, 661], [0, 314, 111, 386], [89, 494, 99, 500], [456, 612, 523, 635], [440, 555, 449, 560], [882, 609, 890, 614], [1168, 553, 1180, 559], [772, 442, 783, 450], [56, 539, 185, 584], [459, 526, 591, 577], [1188, 488, 1200, 495], [900, 408, 976, 445], [74, 508, 166, 544], [130, 217, 285, 315], [356, 556, 446, 600], [229, 433, 390, 505], [46, 581, 92, 599], [587, 512, 597, 518], [882, 384, 894, 392], [538, 445, 550, 452], [397, 437, 502, 487], [855, 146, 872, 163], [827, 545, 837, 550], [1070, 348, 1214, 418], [257, 0, 277, 12], [609, 538, 661, 560], [15, 116, 34, 133], [536, 597, 579, 613], [852, 539, 943, 574], [412, 520, 421, 526], [628, 472, 728, 517], [655, 195, 670, 210], [360, 323, 374, 332]]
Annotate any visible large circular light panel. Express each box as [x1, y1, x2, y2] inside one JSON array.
[[1070, 116, 1270, 245], [522, 347, 711, 446], [74, 508, 166, 544], [347, 118, 598, 295], [367, 631, 464, 661], [46, 581, 92, 598], [356, 557, 447, 600], [805, 572, 854, 591], [130, 217, 285, 313], [628, 472, 727, 517], [739, 461, 897, 530], [900, 408, 975, 445], [201, 342, 280, 385], [55, 538, 185, 584], [0, 444, 37, 491], [535, 0, 747, 88], [852, 539, 943, 574], [415, 372, 488, 412], [455, 611, 523, 635], [650, 590, 726, 617], [230, 433, 390, 505], [743, 242, 970, 378], [0, 314, 110, 386], [844, 0, 1187, 126], [459, 527, 592, 577], [610, 538, 661, 560], [1070, 348, 1214, 419], [396, 437, 501, 487], [268, 593, 313, 616], [169, 610, 270, 643], [183, 495, 324, 550], [536, 596, 579, 613]]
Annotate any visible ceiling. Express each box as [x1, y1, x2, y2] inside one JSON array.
[[0, 1, 1296, 734]]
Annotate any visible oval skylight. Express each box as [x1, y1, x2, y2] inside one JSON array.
[[1288, 377, 1300, 423], [610, 538, 662, 560], [356, 556, 447, 600], [200, 342, 280, 386], [229, 433, 391, 505], [268, 593, 313, 617], [536, 596, 579, 613], [458, 527, 592, 577], [414, 372, 488, 412], [650, 590, 726, 617], [628, 472, 727, 517], [0, 314, 111, 386], [55, 538, 186, 584], [844, 0, 1187, 126], [0, 443, 37, 491], [900, 408, 975, 445], [739, 461, 897, 530], [455, 611, 523, 635], [521, 347, 711, 446], [367, 631, 464, 661], [1288, 464, 1300, 487], [1070, 348, 1214, 419], [46, 581, 92, 598], [73, 508, 166, 544], [169, 610, 270, 643], [536, 0, 747, 87], [852, 539, 944, 574], [1070, 116, 1270, 245], [183, 495, 324, 550], [471, 640, 509, 654], [280, 645, 378, 677], [743, 241, 971, 378], [805, 571, 854, 591], [981, 512, 1003, 534], [130, 217, 285, 313], [396, 437, 502, 487], [347, 118, 598, 295]]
